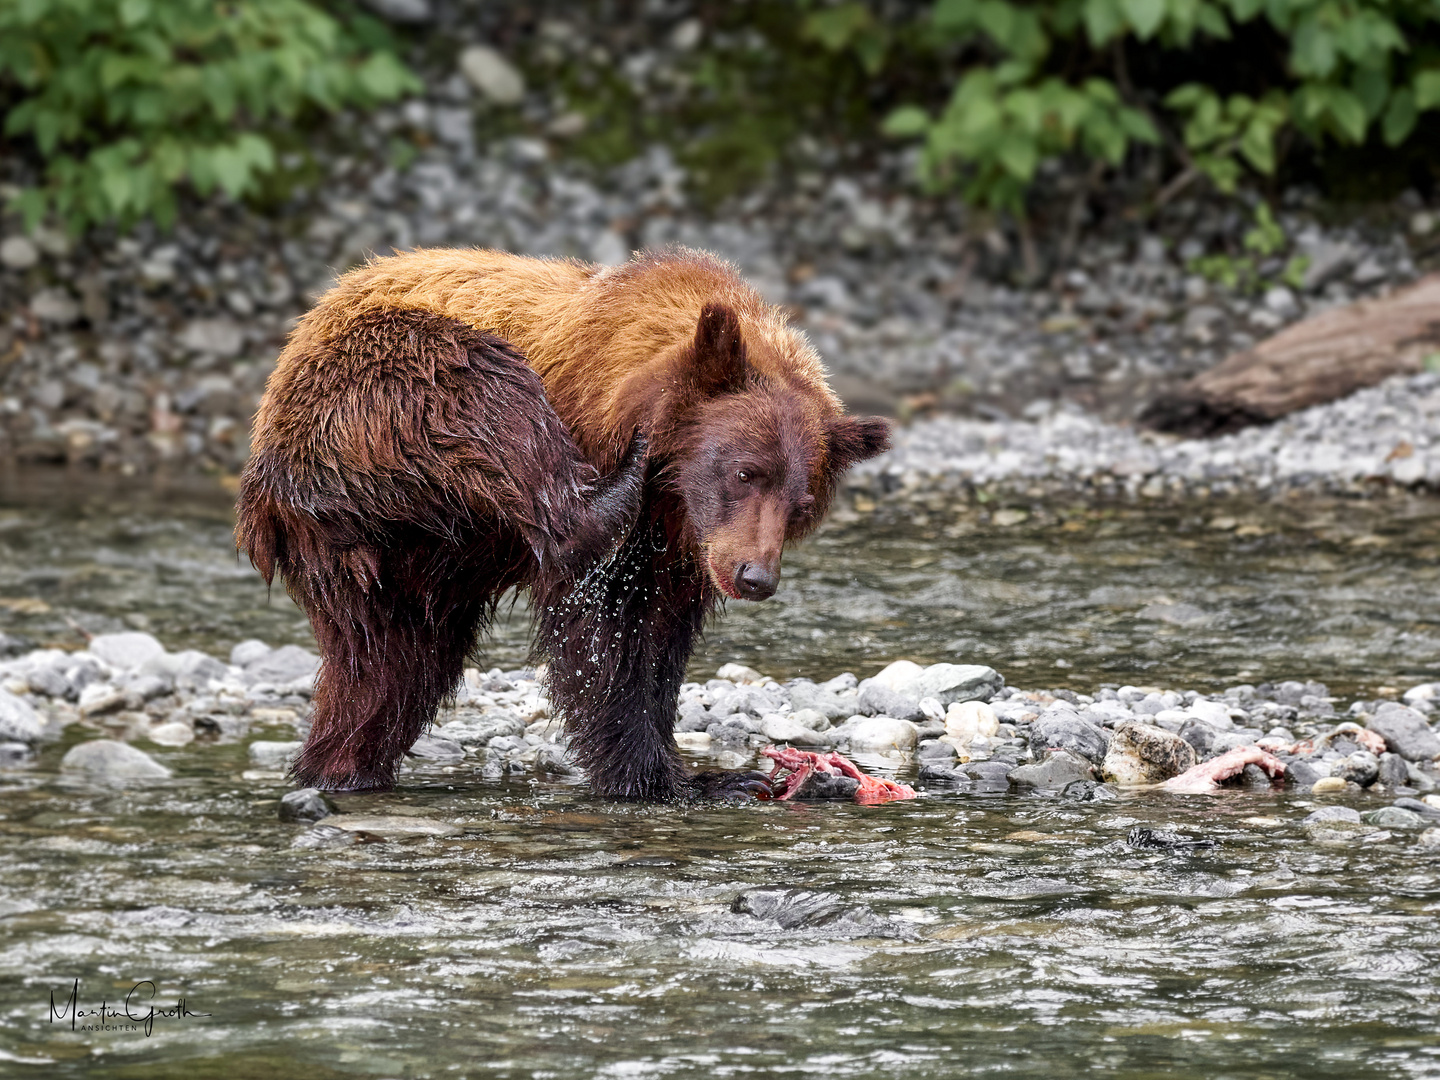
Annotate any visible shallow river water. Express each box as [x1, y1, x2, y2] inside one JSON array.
[[1, 469, 1439, 1078]]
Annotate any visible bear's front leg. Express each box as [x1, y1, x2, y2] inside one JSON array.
[[535, 508, 722, 801]]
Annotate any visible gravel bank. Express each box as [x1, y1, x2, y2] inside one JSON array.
[[5, 631, 1438, 839], [847, 371, 1440, 509], [2, 9, 1437, 481]]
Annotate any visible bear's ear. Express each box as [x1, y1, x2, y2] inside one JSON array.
[[690, 303, 749, 398], [827, 415, 891, 472]]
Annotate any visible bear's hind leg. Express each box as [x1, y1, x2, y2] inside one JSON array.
[[292, 557, 496, 792]]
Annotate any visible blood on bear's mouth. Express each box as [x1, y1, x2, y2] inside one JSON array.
[[705, 555, 744, 600]]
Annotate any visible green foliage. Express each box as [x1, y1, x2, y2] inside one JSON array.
[[0, 0, 421, 232], [1187, 203, 1310, 292], [884, 0, 1440, 214]]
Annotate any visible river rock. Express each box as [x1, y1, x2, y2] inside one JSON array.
[[844, 715, 918, 752], [1285, 759, 1329, 789], [406, 734, 465, 762], [0, 688, 44, 742], [1102, 722, 1198, 785], [1393, 797, 1440, 820], [61, 739, 171, 779], [856, 681, 924, 721], [870, 660, 925, 695], [279, 787, 334, 823], [248, 740, 303, 770], [760, 713, 833, 747], [914, 663, 1003, 705], [458, 45, 525, 105], [1303, 806, 1362, 824], [0, 742, 33, 766], [716, 663, 764, 684], [230, 639, 272, 667], [88, 632, 166, 671], [1367, 703, 1440, 760], [243, 645, 320, 691], [330, 814, 461, 838], [1362, 806, 1424, 829], [146, 721, 195, 747], [1008, 749, 1095, 789], [786, 681, 853, 720], [1332, 750, 1380, 786], [0, 235, 39, 269], [1032, 710, 1109, 764], [944, 700, 998, 746], [436, 710, 527, 747], [1377, 752, 1410, 787]]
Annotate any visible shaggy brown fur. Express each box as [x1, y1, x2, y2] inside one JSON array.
[[237, 246, 889, 799]]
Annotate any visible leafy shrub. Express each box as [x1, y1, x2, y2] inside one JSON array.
[[0, 0, 421, 232]]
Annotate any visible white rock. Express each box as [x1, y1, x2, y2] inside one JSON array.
[[716, 663, 764, 685], [0, 688, 44, 742], [945, 700, 998, 746], [30, 287, 80, 325], [845, 716, 918, 753], [147, 721, 195, 747], [1, 235, 39, 269], [89, 632, 166, 671], [458, 45, 525, 105], [248, 740, 303, 771], [674, 731, 712, 751], [871, 660, 925, 695], [914, 663, 1003, 705], [61, 740, 171, 779], [1186, 699, 1235, 729], [789, 708, 831, 731], [78, 683, 127, 717], [1404, 683, 1439, 704], [178, 317, 244, 358], [230, 639, 272, 668]]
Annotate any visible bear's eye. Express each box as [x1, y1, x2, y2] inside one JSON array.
[[735, 469, 752, 484]]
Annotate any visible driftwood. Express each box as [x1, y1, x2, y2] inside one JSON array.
[[1140, 272, 1440, 436]]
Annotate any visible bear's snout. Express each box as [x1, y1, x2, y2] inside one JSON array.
[[734, 562, 778, 601]]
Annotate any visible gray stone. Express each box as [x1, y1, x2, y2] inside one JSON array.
[[535, 744, 581, 776], [1178, 717, 1216, 756], [1299, 238, 1357, 290], [331, 814, 462, 838], [759, 713, 833, 747], [436, 710, 527, 747], [177, 318, 244, 358], [407, 734, 465, 763], [0, 688, 44, 742], [291, 824, 357, 849], [1363, 806, 1425, 829], [1332, 750, 1380, 787], [1, 235, 39, 269], [1393, 797, 1440, 819], [248, 740, 303, 770], [89, 632, 166, 671], [1103, 721, 1198, 785], [61, 740, 171, 780], [857, 681, 924, 722], [459, 45, 525, 105], [1303, 806, 1362, 824], [1377, 752, 1411, 787], [1367, 703, 1440, 761], [0, 742, 34, 766], [913, 663, 1003, 705], [787, 680, 853, 720], [1285, 759, 1329, 789], [1008, 749, 1095, 790], [959, 760, 1013, 790], [279, 788, 334, 823], [243, 645, 320, 688], [30, 287, 80, 325], [230, 639, 272, 668], [1031, 711, 1109, 764]]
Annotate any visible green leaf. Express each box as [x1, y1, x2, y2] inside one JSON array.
[[1416, 69, 1440, 111], [1326, 86, 1369, 142], [1121, 0, 1167, 40], [1383, 88, 1417, 145], [1082, 0, 1125, 45], [882, 105, 932, 137], [1239, 117, 1276, 173]]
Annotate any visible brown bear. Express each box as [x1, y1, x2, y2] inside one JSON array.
[[237, 246, 890, 800]]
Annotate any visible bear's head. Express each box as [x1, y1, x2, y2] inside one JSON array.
[[651, 303, 890, 601]]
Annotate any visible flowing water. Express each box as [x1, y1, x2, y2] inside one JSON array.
[[1, 468, 1438, 1078]]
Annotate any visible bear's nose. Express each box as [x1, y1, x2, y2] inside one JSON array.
[[734, 563, 777, 600]]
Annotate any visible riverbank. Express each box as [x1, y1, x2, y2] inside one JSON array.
[[3, 631, 1438, 836]]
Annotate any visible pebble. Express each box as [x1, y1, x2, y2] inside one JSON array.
[[1367, 703, 1440, 761], [1311, 776, 1350, 794], [248, 740, 303, 771], [0, 687, 44, 742], [843, 715, 918, 753], [1008, 749, 1095, 790], [88, 632, 166, 670], [278, 787, 334, 823], [458, 45, 526, 105], [1103, 721, 1199, 785], [60, 739, 171, 780]]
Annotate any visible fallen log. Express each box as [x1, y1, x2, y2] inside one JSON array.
[[1140, 272, 1440, 436]]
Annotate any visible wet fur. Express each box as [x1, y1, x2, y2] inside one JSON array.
[[237, 247, 889, 800]]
